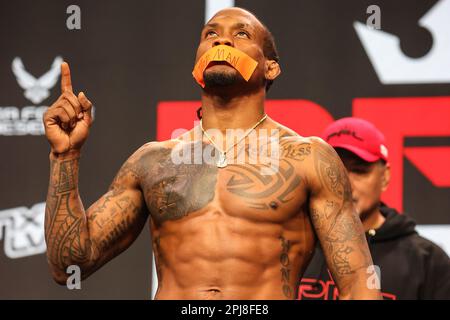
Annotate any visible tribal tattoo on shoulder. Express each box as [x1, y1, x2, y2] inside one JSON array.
[[313, 143, 350, 199]]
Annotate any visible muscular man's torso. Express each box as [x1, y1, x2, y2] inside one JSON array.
[[136, 122, 317, 299]]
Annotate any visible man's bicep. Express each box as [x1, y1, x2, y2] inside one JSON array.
[[86, 154, 148, 264], [307, 139, 372, 290]]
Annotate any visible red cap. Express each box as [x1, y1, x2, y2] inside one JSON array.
[[322, 117, 388, 162]]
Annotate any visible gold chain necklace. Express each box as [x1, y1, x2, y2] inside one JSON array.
[[200, 114, 268, 168]]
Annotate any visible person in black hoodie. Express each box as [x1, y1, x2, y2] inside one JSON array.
[[299, 117, 450, 300]]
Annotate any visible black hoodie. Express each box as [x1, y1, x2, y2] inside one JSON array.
[[298, 204, 450, 300]]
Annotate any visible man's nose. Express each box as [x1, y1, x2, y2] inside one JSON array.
[[213, 36, 234, 47]]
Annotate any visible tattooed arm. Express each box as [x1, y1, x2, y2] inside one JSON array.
[[44, 147, 149, 284], [306, 138, 381, 299]]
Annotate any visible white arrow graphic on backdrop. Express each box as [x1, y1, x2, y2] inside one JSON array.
[[354, 0, 450, 84]]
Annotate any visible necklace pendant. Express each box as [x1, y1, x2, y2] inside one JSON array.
[[217, 152, 228, 168]]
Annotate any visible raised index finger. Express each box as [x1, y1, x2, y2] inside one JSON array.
[[60, 62, 73, 93]]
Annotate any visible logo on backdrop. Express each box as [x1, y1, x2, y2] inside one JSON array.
[[0, 202, 46, 259], [12, 56, 62, 104], [354, 0, 450, 84], [0, 56, 62, 136]]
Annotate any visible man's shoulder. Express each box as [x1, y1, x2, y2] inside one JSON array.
[[379, 211, 450, 262], [277, 132, 346, 193], [279, 133, 335, 162], [121, 140, 175, 170], [408, 232, 450, 261]]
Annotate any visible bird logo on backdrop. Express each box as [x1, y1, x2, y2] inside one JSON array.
[[12, 56, 63, 104]]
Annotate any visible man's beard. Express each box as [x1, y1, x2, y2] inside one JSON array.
[[203, 70, 239, 88]]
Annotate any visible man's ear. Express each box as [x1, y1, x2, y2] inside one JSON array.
[[381, 163, 391, 192], [265, 60, 281, 81]]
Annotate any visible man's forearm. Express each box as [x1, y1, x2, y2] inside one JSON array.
[[338, 269, 382, 300], [45, 150, 93, 283]]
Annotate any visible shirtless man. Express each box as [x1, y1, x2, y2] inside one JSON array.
[[43, 7, 381, 300]]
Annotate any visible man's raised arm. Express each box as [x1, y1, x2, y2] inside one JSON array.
[[306, 138, 382, 299], [43, 62, 148, 284]]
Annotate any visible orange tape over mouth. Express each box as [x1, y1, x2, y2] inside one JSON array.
[[192, 45, 259, 88]]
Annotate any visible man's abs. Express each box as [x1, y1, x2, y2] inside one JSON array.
[[151, 200, 316, 300]]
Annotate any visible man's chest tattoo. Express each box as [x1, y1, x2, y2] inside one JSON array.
[[141, 147, 218, 225]]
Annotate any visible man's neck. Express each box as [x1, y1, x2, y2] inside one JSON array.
[[200, 89, 266, 132], [361, 208, 386, 232]]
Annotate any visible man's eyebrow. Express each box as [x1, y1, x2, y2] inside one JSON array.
[[232, 22, 251, 30], [202, 22, 252, 31], [203, 22, 219, 29]]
